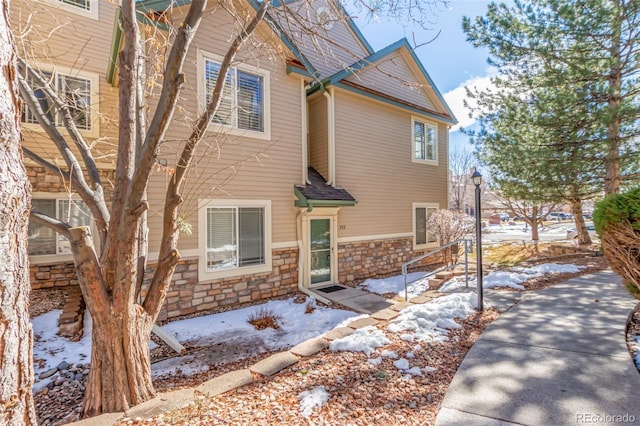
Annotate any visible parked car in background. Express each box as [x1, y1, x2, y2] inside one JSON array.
[[499, 213, 510, 221]]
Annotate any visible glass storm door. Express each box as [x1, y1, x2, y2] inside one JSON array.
[[310, 218, 331, 284]]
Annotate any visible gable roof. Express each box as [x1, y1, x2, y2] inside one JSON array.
[[307, 38, 457, 124]]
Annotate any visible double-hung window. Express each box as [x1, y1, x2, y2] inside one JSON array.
[[199, 51, 270, 139], [200, 200, 272, 278], [21, 67, 96, 132], [412, 118, 437, 164], [414, 203, 438, 248], [28, 198, 91, 256]]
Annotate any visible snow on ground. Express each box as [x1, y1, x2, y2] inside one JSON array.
[[299, 386, 330, 417], [358, 272, 426, 298], [32, 310, 92, 390], [330, 292, 478, 375], [633, 336, 640, 370], [440, 263, 586, 292], [160, 297, 355, 350], [329, 326, 391, 356], [32, 297, 357, 385]]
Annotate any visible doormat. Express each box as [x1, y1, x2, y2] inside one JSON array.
[[316, 285, 346, 293]]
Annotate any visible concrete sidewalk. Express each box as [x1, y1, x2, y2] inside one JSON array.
[[436, 270, 640, 426]]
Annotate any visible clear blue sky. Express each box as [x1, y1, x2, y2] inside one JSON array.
[[354, 0, 498, 150]]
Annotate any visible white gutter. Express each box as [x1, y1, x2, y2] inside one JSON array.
[[322, 87, 336, 186]]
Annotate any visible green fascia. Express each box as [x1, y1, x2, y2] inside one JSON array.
[[107, 0, 192, 86], [270, 0, 373, 55], [306, 38, 457, 124], [286, 63, 314, 78], [294, 187, 357, 212], [333, 81, 457, 125], [106, 8, 124, 85], [245, 0, 319, 80]]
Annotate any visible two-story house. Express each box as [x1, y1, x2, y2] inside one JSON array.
[[16, 0, 455, 320]]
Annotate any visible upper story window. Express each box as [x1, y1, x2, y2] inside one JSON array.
[[21, 67, 98, 135], [412, 118, 437, 164], [198, 50, 271, 140], [42, 0, 99, 19], [28, 198, 92, 256]]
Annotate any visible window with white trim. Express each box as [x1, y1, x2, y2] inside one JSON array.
[[21, 69, 95, 132], [412, 118, 437, 163], [43, 0, 99, 19], [28, 198, 91, 256], [204, 59, 265, 132], [205, 206, 267, 271], [414, 204, 438, 247]]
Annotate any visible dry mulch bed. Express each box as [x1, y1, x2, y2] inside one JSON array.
[[35, 257, 616, 425], [118, 309, 500, 426], [29, 287, 67, 318]]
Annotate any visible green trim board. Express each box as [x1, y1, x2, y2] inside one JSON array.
[[270, 0, 374, 55], [107, 1, 181, 86], [294, 186, 357, 212], [306, 38, 457, 124]]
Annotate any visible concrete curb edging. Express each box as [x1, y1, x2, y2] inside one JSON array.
[[68, 287, 447, 425]]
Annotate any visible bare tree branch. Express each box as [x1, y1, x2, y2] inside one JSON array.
[[143, 0, 271, 317], [17, 71, 110, 245], [30, 210, 71, 238]]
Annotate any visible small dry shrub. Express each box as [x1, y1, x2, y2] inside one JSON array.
[[248, 306, 282, 330], [304, 301, 316, 314]]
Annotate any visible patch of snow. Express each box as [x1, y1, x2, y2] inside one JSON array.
[[161, 297, 356, 351], [152, 354, 210, 379], [393, 358, 410, 370], [381, 349, 398, 359], [368, 357, 382, 366], [404, 366, 422, 376], [406, 351, 415, 359], [336, 314, 370, 328], [400, 334, 415, 342], [440, 263, 585, 292], [423, 366, 437, 373], [387, 293, 477, 343], [359, 272, 428, 299], [299, 386, 330, 417], [329, 326, 391, 356], [32, 310, 92, 390]]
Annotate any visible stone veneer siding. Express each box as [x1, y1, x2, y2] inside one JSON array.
[[147, 247, 299, 321], [338, 236, 442, 284], [31, 262, 79, 289]]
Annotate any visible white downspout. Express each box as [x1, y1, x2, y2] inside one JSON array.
[[323, 88, 335, 186], [301, 79, 310, 184]]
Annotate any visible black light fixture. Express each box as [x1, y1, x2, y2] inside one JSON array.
[[471, 169, 483, 311]]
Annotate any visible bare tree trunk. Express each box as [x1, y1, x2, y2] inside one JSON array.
[[571, 199, 592, 245], [529, 205, 539, 242], [68, 227, 155, 416], [604, 5, 622, 195], [0, 0, 37, 422]]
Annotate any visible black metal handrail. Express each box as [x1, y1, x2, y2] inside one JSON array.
[[401, 238, 473, 301]]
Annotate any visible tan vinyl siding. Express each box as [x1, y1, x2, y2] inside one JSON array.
[[345, 50, 438, 112], [270, 0, 369, 78], [12, 0, 119, 163], [308, 96, 328, 179], [144, 6, 303, 252], [333, 90, 448, 239]]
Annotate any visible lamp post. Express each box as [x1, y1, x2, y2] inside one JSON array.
[[471, 170, 483, 311]]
